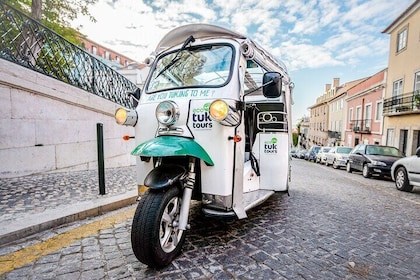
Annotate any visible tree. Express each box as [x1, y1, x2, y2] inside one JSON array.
[[4, 0, 97, 44]]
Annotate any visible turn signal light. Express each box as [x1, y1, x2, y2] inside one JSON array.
[[122, 135, 133, 141], [233, 135, 242, 142]]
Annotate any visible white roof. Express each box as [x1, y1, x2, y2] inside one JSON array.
[[155, 24, 246, 53]]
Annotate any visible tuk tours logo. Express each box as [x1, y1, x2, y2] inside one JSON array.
[[192, 103, 213, 129], [264, 138, 278, 154]]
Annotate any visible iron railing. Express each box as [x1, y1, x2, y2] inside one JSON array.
[[328, 130, 341, 139], [349, 119, 371, 133], [0, 2, 138, 109], [383, 91, 420, 115]]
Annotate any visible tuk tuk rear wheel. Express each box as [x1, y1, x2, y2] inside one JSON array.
[[131, 187, 186, 268]]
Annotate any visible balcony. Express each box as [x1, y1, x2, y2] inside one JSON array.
[[349, 119, 371, 134], [383, 91, 420, 115], [328, 130, 341, 139]]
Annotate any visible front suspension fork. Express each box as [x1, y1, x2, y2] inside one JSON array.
[[178, 158, 196, 230]]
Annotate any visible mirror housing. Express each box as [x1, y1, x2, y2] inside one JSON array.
[[263, 72, 282, 98]]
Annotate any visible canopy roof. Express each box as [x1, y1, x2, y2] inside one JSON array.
[[155, 24, 247, 53]]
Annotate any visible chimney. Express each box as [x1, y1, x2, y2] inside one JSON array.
[[333, 78, 340, 88], [325, 84, 331, 92]]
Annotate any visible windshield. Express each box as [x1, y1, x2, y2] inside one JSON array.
[[146, 44, 234, 93], [337, 147, 352, 154], [366, 146, 404, 157]]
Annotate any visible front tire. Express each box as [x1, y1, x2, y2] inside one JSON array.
[[131, 187, 186, 268], [362, 164, 371, 178], [395, 167, 413, 192], [332, 160, 338, 169]]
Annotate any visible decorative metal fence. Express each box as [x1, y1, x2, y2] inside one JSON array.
[[0, 2, 138, 109]]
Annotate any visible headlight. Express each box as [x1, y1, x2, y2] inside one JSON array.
[[156, 101, 179, 126], [370, 160, 386, 166], [209, 99, 240, 126], [115, 108, 138, 126]]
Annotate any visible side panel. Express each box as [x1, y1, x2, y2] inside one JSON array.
[[134, 103, 158, 185], [258, 133, 289, 191], [189, 99, 241, 196]]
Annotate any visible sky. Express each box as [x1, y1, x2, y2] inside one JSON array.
[[73, 0, 414, 127]]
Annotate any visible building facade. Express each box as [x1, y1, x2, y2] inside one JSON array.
[[345, 69, 387, 147], [308, 79, 340, 147], [327, 79, 365, 147], [382, 1, 420, 156], [79, 36, 149, 89]]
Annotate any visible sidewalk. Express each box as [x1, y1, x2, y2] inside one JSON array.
[[0, 166, 138, 246]]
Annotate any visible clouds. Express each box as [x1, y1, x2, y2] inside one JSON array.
[[75, 0, 411, 71], [72, 0, 414, 126]]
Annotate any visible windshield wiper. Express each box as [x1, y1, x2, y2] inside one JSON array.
[[155, 35, 195, 79]]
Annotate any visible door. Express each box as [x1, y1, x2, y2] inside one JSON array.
[[354, 144, 366, 171]]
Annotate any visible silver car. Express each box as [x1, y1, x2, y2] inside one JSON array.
[[325, 146, 352, 169], [391, 147, 420, 192], [316, 146, 331, 164]]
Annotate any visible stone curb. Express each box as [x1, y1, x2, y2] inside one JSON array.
[[0, 190, 138, 246]]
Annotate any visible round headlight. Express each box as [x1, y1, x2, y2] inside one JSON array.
[[115, 108, 128, 125], [156, 101, 179, 126], [115, 108, 138, 126], [209, 100, 229, 121]]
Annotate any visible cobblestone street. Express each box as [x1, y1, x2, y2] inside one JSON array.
[[1, 159, 419, 279]]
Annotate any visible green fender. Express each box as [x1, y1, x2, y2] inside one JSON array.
[[131, 136, 214, 166]]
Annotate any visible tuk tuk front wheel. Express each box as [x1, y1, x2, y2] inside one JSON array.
[[131, 187, 186, 268]]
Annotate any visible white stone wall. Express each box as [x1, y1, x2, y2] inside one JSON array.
[[0, 59, 137, 178]]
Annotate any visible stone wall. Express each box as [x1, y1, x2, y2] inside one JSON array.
[[0, 59, 136, 178]]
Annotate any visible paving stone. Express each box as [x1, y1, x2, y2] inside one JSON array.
[[1, 160, 419, 279]]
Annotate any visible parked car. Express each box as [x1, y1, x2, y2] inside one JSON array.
[[297, 149, 307, 159], [307, 145, 321, 162], [290, 148, 297, 158], [391, 147, 420, 192], [346, 144, 404, 178], [325, 146, 352, 169], [315, 146, 331, 164]]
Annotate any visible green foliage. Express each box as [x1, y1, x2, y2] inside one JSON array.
[[3, 0, 97, 44], [292, 133, 298, 147]]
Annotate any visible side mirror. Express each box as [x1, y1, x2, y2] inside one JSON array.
[[263, 72, 282, 98], [128, 88, 141, 107]]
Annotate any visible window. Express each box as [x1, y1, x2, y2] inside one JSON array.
[[386, 129, 394, 146], [91, 46, 97, 55], [393, 79, 403, 97], [365, 104, 371, 128], [105, 51, 110, 60], [375, 101, 383, 121], [356, 106, 362, 128], [147, 44, 234, 92], [397, 27, 407, 52], [349, 108, 353, 122], [414, 71, 420, 92]]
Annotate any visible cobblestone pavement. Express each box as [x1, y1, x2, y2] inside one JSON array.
[[0, 166, 137, 224], [1, 159, 419, 279]]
